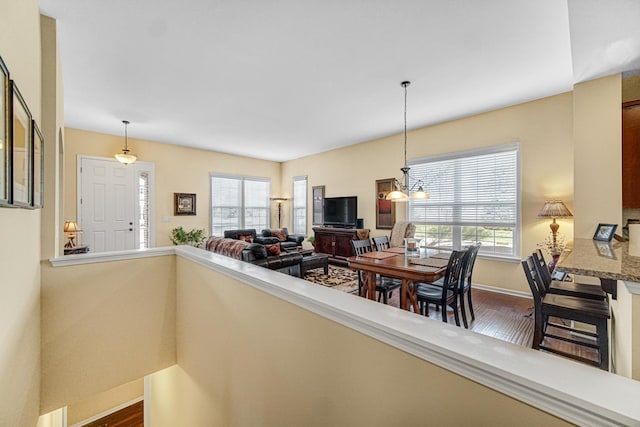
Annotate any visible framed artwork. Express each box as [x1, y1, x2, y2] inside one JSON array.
[[312, 185, 324, 225], [32, 121, 43, 208], [376, 178, 396, 229], [0, 56, 9, 205], [174, 192, 196, 215], [593, 223, 617, 242], [11, 81, 32, 207]]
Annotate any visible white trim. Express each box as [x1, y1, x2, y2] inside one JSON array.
[[144, 375, 151, 427], [45, 246, 640, 426], [176, 245, 640, 427], [473, 282, 531, 299], [624, 280, 640, 295], [69, 396, 143, 427], [49, 246, 175, 267]]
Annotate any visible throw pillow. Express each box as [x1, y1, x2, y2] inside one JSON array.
[[238, 233, 254, 243], [265, 244, 281, 256], [271, 229, 287, 242]]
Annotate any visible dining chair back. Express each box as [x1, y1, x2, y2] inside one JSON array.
[[372, 235, 391, 251], [532, 251, 606, 300], [521, 256, 610, 370], [416, 249, 468, 325], [458, 242, 481, 328], [350, 238, 400, 304]]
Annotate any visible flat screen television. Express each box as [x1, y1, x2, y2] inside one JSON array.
[[323, 196, 357, 228]]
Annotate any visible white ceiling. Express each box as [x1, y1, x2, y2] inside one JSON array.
[[38, 0, 640, 162]]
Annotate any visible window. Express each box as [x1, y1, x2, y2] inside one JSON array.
[[211, 174, 271, 236], [408, 143, 520, 259], [138, 171, 150, 249], [292, 176, 307, 235]]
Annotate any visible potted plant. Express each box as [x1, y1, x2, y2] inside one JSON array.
[[170, 226, 206, 248]]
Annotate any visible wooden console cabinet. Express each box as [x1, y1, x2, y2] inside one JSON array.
[[313, 227, 370, 265]]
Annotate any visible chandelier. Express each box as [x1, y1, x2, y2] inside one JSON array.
[[115, 120, 137, 165], [385, 81, 429, 202]]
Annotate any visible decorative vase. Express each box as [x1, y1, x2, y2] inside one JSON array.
[[548, 253, 560, 273]]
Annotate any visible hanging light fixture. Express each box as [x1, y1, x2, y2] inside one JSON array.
[[386, 81, 429, 202], [115, 120, 137, 165]]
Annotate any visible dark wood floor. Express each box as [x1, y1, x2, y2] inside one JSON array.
[[381, 287, 600, 366]]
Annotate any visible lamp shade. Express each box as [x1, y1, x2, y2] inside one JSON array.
[[537, 200, 573, 219], [270, 197, 289, 203], [386, 190, 410, 202], [63, 220, 79, 233]]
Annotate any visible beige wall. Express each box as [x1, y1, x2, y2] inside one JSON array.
[[40, 256, 176, 413], [40, 15, 64, 260], [149, 257, 572, 426], [0, 0, 42, 426], [623, 74, 640, 103], [63, 128, 282, 247], [283, 92, 575, 293], [573, 75, 622, 238], [66, 378, 143, 425]]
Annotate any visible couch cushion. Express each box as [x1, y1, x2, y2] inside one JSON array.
[[238, 233, 254, 243], [265, 243, 281, 256], [271, 229, 287, 242]]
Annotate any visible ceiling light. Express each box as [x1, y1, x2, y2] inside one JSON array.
[[115, 120, 137, 165], [386, 81, 429, 202]]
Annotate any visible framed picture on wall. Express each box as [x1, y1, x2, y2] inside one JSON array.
[[0, 56, 9, 206], [32, 121, 43, 208], [376, 178, 396, 230], [312, 185, 324, 225], [174, 192, 196, 215], [11, 81, 32, 207]]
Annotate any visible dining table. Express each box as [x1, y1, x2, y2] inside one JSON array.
[[347, 247, 450, 312]]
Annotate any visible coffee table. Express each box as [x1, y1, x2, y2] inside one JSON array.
[[300, 253, 330, 276]]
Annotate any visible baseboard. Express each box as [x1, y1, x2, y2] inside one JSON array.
[[473, 282, 531, 299]]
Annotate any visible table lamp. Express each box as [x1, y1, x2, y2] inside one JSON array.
[[63, 220, 81, 248], [537, 200, 573, 254]]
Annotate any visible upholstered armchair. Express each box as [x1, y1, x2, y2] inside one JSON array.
[[389, 221, 416, 247], [261, 228, 304, 251]]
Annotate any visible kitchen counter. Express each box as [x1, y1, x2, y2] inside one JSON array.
[[556, 238, 640, 298]]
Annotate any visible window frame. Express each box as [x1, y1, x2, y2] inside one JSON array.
[[210, 173, 271, 236], [292, 175, 307, 236], [407, 143, 521, 261]]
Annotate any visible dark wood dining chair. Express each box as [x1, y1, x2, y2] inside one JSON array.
[[458, 243, 481, 328], [521, 256, 610, 370], [350, 238, 401, 304], [532, 251, 606, 300], [416, 249, 468, 325], [372, 236, 403, 301]]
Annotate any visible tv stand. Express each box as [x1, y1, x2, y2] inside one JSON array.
[[313, 227, 369, 266]]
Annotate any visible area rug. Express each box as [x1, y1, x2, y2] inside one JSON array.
[[303, 265, 359, 294]]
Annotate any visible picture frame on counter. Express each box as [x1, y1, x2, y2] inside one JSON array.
[[593, 223, 617, 242]]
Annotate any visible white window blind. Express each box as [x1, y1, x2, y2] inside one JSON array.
[[211, 174, 271, 236], [292, 176, 307, 235], [408, 144, 520, 258]]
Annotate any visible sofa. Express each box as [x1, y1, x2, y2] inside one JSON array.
[[206, 236, 303, 277], [261, 228, 304, 251], [223, 229, 279, 245]]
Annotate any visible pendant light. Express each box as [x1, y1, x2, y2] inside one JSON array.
[[115, 120, 137, 165], [386, 81, 429, 202]]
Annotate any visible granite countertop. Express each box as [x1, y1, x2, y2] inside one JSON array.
[[556, 238, 640, 282]]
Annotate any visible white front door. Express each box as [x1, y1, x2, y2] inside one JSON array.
[[78, 156, 155, 252]]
